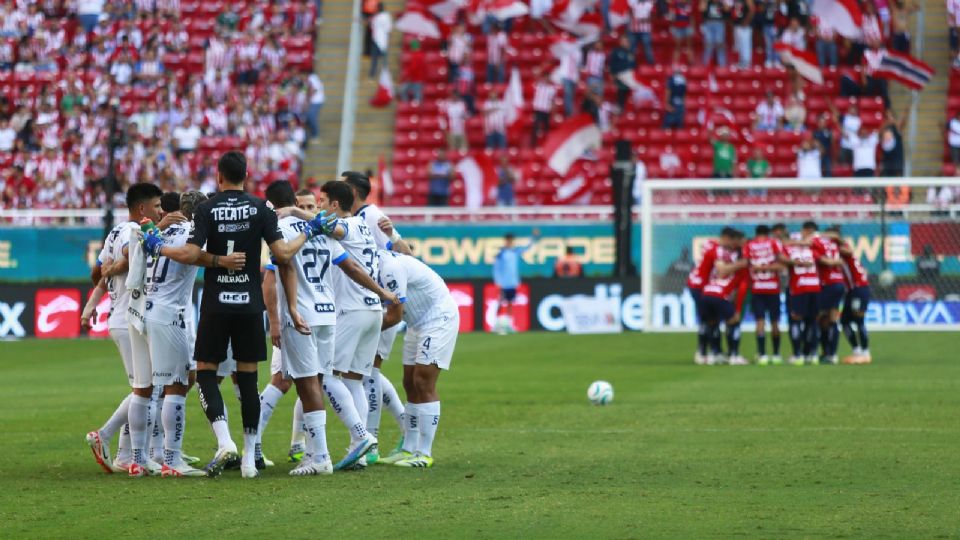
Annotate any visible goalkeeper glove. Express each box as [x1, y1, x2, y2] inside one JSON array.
[[142, 230, 164, 256]]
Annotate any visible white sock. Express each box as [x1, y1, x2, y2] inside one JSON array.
[[291, 398, 305, 450], [402, 403, 420, 453], [416, 401, 441, 457], [380, 373, 404, 430], [162, 395, 186, 466], [322, 377, 367, 443], [363, 370, 383, 438], [343, 378, 369, 431], [128, 395, 151, 465], [117, 423, 131, 462], [100, 393, 132, 439], [150, 396, 165, 462], [256, 384, 284, 457], [211, 420, 233, 450], [242, 431, 256, 469], [302, 410, 329, 463]]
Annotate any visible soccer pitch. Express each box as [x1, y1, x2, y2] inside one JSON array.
[[1, 332, 958, 538]]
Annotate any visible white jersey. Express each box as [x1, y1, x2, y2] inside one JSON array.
[[356, 203, 391, 249], [276, 215, 346, 326], [377, 250, 457, 329], [332, 215, 381, 312], [144, 223, 199, 321], [98, 220, 138, 329]]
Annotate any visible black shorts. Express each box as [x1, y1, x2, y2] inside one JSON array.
[[751, 293, 781, 322], [500, 287, 517, 302], [689, 288, 703, 320], [700, 295, 734, 323], [789, 292, 819, 319], [818, 283, 846, 312], [194, 311, 267, 363]]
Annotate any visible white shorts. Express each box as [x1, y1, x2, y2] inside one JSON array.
[[109, 327, 135, 385], [377, 324, 400, 360], [127, 324, 153, 389], [146, 318, 191, 387], [218, 344, 236, 378], [402, 312, 459, 370], [281, 324, 335, 379], [269, 345, 283, 375], [186, 309, 197, 371], [333, 310, 382, 376]]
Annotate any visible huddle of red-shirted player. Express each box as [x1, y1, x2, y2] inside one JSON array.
[[686, 222, 872, 366]]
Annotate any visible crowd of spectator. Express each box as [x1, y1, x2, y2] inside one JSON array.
[[1, 0, 322, 211]]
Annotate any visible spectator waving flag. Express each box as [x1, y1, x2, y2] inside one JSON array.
[[872, 49, 935, 90], [424, 0, 466, 19], [774, 43, 824, 85], [396, 8, 441, 39], [551, 162, 594, 205], [616, 70, 660, 106], [504, 67, 524, 127], [543, 114, 602, 175], [811, 0, 863, 40], [608, 0, 631, 28], [370, 67, 394, 107], [457, 152, 499, 209], [486, 0, 530, 20]]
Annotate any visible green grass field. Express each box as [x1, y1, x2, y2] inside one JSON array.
[[1, 332, 958, 539]]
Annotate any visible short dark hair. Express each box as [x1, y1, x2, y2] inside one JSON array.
[[771, 223, 786, 232], [720, 226, 738, 238], [320, 180, 355, 212], [160, 192, 181, 213], [126, 182, 163, 210], [217, 151, 247, 184], [802, 220, 818, 231], [341, 171, 372, 201], [826, 224, 841, 234], [265, 180, 297, 209], [755, 224, 770, 236], [295, 188, 315, 198], [730, 229, 745, 240]]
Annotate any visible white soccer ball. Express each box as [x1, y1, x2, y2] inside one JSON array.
[[878, 269, 895, 287], [587, 380, 614, 406]]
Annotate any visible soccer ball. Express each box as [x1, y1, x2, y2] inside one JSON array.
[[587, 380, 614, 405], [878, 269, 895, 287]]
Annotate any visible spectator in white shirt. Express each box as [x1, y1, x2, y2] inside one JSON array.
[[851, 126, 879, 177], [660, 146, 682, 177], [837, 103, 861, 164], [796, 137, 823, 178], [780, 17, 807, 50], [307, 73, 324, 140], [754, 91, 784, 131], [945, 109, 960, 166], [443, 90, 468, 152], [926, 186, 955, 211], [369, 3, 392, 78], [483, 89, 507, 149], [171, 118, 201, 156], [110, 52, 134, 86], [0, 119, 15, 151], [486, 21, 509, 83]]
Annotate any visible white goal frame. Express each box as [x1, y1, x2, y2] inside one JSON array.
[[640, 176, 960, 332]]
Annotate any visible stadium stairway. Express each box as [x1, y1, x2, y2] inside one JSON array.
[[303, 0, 403, 182], [904, 0, 951, 177]]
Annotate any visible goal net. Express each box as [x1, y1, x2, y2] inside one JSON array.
[[639, 177, 960, 332]]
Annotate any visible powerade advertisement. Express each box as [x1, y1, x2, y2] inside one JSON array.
[[2, 278, 959, 339], [2, 221, 959, 282]]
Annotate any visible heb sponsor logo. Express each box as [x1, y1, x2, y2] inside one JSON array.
[[482, 284, 530, 332], [219, 292, 250, 305], [446, 283, 475, 332], [88, 291, 111, 337], [35, 289, 81, 338]]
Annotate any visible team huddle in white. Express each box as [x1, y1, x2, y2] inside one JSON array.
[[81, 154, 458, 478]]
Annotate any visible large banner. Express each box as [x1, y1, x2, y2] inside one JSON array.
[[2, 222, 959, 282]]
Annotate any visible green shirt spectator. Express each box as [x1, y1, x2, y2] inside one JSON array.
[[61, 93, 84, 114], [217, 9, 239, 31], [747, 149, 770, 178], [712, 129, 736, 178]]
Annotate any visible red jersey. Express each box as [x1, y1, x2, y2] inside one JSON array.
[[744, 237, 783, 294], [811, 235, 846, 286], [703, 247, 746, 298], [686, 239, 719, 290], [784, 243, 821, 294], [839, 244, 869, 288]]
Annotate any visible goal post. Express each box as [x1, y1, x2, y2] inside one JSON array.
[[640, 177, 960, 332]]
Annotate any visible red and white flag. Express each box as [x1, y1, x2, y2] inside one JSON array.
[[551, 162, 594, 204], [423, 0, 466, 19], [616, 71, 660, 106], [608, 0, 630, 28], [543, 114, 602, 175], [396, 9, 441, 39], [487, 0, 529, 19], [871, 49, 935, 90], [457, 152, 499, 209], [377, 154, 394, 200], [811, 0, 863, 40], [504, 67, 524, 127], [774, 43, 823, 85], [370, 68, 394, 107]]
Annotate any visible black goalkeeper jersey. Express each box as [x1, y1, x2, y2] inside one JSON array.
[[188, 189, 282, 314]]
